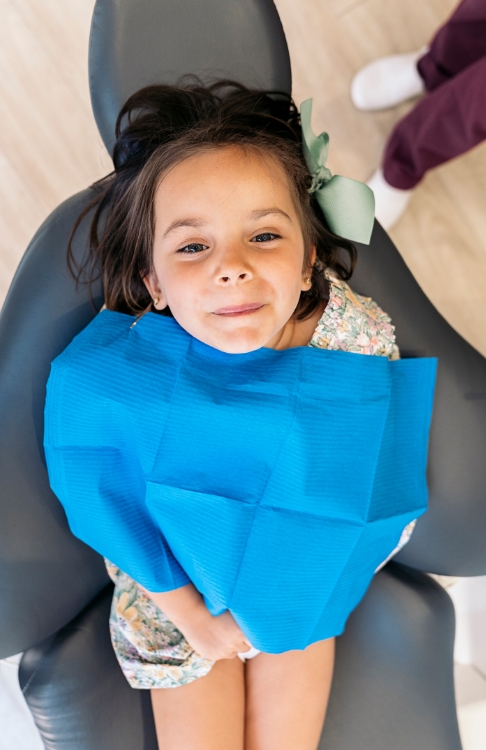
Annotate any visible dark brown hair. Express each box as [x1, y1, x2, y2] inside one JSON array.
[[68, 78, 356, 321]]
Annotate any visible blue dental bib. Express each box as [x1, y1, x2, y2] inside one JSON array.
[[44, 310, 437, 652]]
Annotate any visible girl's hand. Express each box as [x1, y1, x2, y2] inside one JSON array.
[[140, 582, 251, 661], [180, 607, 252, 662]]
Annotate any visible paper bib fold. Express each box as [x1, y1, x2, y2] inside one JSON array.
[[44, 311, 437, 652]]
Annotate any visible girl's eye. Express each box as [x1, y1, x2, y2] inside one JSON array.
[[252, 233, 280, 243], [177, 243, 208, 254]]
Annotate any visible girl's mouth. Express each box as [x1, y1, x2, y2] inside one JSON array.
[[213, 303, 264, 316]]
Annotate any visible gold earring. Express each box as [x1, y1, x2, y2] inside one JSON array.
[[305, 277, 312, 285], [153, 297, 159, 307]]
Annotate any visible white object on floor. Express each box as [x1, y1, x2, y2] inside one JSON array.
[[454, 663, 486, 750], [351, 47, 428, 111], [0, 653, 44, 750], [448, 576, 486, 675], [367, 167, 414, 230]]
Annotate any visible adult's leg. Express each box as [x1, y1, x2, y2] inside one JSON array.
[[418, 0, 486, 91], [383, 55, 486, 189], [151, 656, 245, 750], [245, 637, 335, 750]]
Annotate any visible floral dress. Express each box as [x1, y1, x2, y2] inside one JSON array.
[[104, 269, 416, 689]]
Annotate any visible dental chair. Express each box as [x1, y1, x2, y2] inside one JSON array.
[[1, 1, 485, 747]]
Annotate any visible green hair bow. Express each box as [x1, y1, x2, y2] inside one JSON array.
[[300, 99, 375, 245]]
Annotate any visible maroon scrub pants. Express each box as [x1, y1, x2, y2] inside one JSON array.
[[383, 0, 486, 189]]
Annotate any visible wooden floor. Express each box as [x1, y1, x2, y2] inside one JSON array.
[[1, 0, 485, 356]]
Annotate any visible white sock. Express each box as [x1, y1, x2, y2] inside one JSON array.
[[367, 168, 414, 229]]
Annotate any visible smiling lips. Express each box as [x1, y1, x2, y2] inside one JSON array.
[[213, 303, 264, 316]]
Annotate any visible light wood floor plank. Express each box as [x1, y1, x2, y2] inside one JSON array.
[[0, 0, 107, 292]]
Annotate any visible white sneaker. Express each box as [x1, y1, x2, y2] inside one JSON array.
[[367, 168, 414, 229], [351, 47, 428, 111]]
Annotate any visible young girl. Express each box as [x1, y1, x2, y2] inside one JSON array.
[[60, 80, 418, 750]]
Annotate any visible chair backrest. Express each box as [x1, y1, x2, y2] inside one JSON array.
[[351, 228, 486, 575], [0, 0, 484, 659], [0, 192, 107, 659]]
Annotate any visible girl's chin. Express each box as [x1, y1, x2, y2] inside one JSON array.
[[208, 337, 268, 354], [199, 328, 275, 354]]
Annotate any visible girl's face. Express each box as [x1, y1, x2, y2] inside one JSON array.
[[143, 146, 316, 353]]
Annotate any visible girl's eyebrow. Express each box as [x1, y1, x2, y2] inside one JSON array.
[[163, 208, 292, 238], [163, 218, 206, 237], [248, 208, 292, 223]]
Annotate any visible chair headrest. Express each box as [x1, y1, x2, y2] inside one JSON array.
[[89, 0, 292, 155]]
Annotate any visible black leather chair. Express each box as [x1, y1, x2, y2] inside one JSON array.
[[2, 1, 485, 747]]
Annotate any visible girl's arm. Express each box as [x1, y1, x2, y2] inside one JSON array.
[[141, 581, 207, 630]]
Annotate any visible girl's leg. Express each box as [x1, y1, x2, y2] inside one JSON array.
[[151, 656, 245, 750], [245, 637, 335, 750]]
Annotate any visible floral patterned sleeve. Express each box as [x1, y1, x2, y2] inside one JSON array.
[[308, 269, 400, 360]]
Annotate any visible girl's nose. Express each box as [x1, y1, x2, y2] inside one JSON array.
[[219, 271, 250, 283], [215, 248, 253, 285]]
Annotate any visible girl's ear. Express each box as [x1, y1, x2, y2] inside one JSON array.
[[309, 245, 317, 267], [301, 244, 317, 291], [301, 245, 317, 292], [141, 272, 167, 310]]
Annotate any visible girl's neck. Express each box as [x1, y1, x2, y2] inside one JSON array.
[[269, 296, 328, 350]]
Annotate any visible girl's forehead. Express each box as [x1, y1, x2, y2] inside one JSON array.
[[154, 146, 297, 220], [158, 146, 291, 195]]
